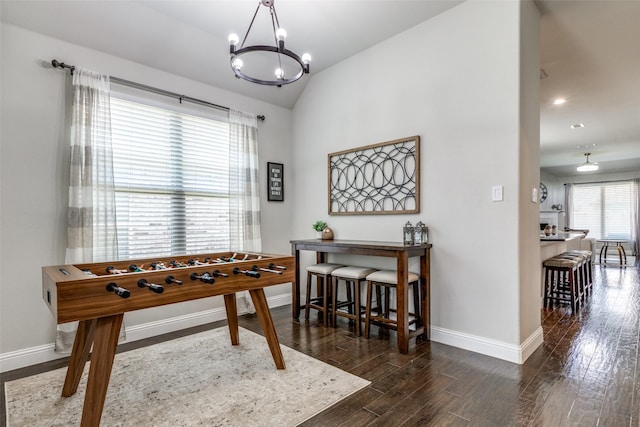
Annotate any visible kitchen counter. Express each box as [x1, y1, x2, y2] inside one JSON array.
[[540, 232, 585, 242]]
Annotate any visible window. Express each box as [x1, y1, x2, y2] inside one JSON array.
[[570, 181, 634, 240], [110, 96, 230, 259]]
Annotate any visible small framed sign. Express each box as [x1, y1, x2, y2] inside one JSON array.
[[267, 162, 284, 201]]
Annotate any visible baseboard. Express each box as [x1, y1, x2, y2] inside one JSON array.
[[0, 293, 292, 373], [430, 325, 544, 365]]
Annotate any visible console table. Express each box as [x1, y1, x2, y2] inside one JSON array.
[[290, 239, 431, 353]]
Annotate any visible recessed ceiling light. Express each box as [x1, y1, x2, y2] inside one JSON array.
[[570, 123, 585, 129], [553, 98, 567, 105]]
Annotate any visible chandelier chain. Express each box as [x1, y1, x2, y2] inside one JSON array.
[[240, 3, 262, 49]]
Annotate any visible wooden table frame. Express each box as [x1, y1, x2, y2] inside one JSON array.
[[290, 239, 431, 353], [43, 251, 293, 427], [597, 239, 629, 266]]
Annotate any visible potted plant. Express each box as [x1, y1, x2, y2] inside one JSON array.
[[312, 220, 327, 238]]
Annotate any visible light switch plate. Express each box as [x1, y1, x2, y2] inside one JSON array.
[[492, 185, 503, 201], [531, 187, 538, 203]]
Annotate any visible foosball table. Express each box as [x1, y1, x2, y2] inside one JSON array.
[[42, 251, 294, 427]]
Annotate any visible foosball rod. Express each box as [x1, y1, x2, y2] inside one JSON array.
[[252, 265, 282, 275], [268, 263, 287, 270]]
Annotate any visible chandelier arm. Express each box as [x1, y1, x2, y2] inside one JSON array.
[[270, 6, 285, 75], [240, 2, 262, 49]]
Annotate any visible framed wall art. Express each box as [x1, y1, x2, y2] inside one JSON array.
[[267, 162, 284, 201], [328, 135, 420, 215]]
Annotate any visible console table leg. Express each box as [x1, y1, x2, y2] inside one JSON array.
[[250, 288, 285, 369], [80, 314, 123, 427]]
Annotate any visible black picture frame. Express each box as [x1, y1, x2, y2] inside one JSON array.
[[267, 162, 284, 201]]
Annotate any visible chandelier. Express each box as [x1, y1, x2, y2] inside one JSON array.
[[228, 0, 311, 87], [576, 152, 599, 172]]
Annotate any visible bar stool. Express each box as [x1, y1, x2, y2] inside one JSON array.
[[542, 256, 581, 312], [305, 263, 344, 326], [364, 270, 421, 339], [565, 250, 593, 296], [330, 266, 377, 336], [554, 252, 588, 303]]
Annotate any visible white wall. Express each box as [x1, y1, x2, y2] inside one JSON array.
[[0, 23, 293, 369], [1, 1, 545, 369], [291, 1, 542, 362]]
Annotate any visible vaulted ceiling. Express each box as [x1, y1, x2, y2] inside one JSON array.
[[2, 0, 638, 177]]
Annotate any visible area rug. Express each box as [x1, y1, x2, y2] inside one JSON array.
[[5, 327, 370, 426]]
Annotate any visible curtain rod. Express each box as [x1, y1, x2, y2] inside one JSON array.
[[563, 179, 635, 185], [51, 59, 265, 121]]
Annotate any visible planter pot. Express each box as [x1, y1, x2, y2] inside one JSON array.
[[316, 231, 323, 239]]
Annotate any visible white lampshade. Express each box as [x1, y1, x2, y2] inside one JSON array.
[[577, 153, 599, 172]]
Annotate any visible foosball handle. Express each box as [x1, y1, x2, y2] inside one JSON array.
[[106, 283, 131, 298], [165, 275, 183, 285], [137, 279, 164, 294], [233, 267, 260, 278], [189, 272, 215, 284]]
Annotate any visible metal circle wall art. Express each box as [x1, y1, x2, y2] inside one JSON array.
[[328, 136, 420, 215]]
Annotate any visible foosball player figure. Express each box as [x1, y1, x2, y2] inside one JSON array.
[[129, 264, 146, 272], [149, 262, 168, 270], [106, 266, 127, 274]]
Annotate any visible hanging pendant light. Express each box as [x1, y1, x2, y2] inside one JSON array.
[[576, 152, 599, 172], [228, 0, 311, 87]]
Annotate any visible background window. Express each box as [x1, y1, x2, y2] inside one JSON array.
[[571, 181, 634, 240], [110, 97, 230, 259]]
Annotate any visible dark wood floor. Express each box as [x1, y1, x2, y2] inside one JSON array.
[[2, 260, 639, 426]]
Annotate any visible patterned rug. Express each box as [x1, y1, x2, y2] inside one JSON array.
[[5, 327, 370, 426]]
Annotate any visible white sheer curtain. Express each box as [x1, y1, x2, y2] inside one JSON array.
[[57, 68, 120, 352], [632, 178, 639, 256], [229, 110, 262, 314], [564, 183, 574, 229]]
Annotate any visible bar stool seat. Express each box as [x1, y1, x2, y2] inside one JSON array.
[[330, 266, 377, 336], [364, 270, 421, 339], [305, 263, 344, 326]]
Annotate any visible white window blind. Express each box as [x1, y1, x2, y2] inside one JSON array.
[[110, 96, 230, 259], [571, 181, 634, 240]]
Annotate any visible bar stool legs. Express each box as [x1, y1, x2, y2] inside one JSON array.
[[330, 267, 377, 336], [304, 263, 344, 326], [363, 270, 421, 339]]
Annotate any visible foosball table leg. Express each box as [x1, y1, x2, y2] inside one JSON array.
[[249, 288, 285, 370], [80, 313, 124, 427], [223, 293, 239, 346], [62, 318, 97, 397]]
